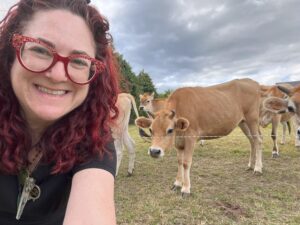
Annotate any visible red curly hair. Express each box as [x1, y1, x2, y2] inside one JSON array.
[[0, 0, 120, 174]]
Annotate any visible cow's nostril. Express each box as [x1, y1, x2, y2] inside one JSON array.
[[288, 106, 295, 112], [149, 148, 161, 158]]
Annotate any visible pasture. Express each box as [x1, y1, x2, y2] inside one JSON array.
[[115, 125, 300, 225]]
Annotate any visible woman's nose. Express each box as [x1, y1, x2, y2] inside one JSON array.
[[45, 61, 68, 82]]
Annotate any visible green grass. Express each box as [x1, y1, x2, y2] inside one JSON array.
[[115, 125, 300, 225]]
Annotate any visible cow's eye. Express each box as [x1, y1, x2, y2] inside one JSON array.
[[147, 100, 150, 103], [167, 128, 173, 135]]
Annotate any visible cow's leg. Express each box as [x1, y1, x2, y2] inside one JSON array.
[[123, 132, 136, 176], [239, 122, 255, 170], [199, 140, 205, 146], [289, 116, 300, 148], [114, 138, 123, 176], [181, 137, 196, 197], [271, 118, 280, 158], [172, 149, 184, 191], [247, 121, 263, 174], [280, 122, 287, 145]]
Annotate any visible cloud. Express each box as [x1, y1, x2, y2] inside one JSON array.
[[2, 0, 300, 92], [96, 0, 300, 92]]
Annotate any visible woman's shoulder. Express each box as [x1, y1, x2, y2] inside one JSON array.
[[72, 141, 116, 177]]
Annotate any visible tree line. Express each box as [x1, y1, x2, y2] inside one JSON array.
[[115, 52, 171, 122]]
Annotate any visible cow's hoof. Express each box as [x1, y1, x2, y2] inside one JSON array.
[[272, 153, 279, 158], [171, 185, 181, 191], [181, 192, 190, 198], [127, 169, 134, 177], [245, 167, 253, 172], [253, 170, 262, 176]]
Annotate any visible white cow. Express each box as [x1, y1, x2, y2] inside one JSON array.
[[111, 93, 139, 176]]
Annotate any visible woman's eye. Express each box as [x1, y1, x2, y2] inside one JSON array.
[[28, 46, 52, 57], [70, 58, 89, 68]]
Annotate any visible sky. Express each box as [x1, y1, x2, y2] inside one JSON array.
[[1, 0, 300, 92]]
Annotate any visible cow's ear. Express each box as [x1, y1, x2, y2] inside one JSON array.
[[168, 110, 176, 119], [149, 92, 154, 100], [263, 97, 288, 113], [175, 117, 189, 131], [135, 117, 152, 128]]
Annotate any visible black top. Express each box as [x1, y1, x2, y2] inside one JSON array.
[[0, 142, 116, 225]]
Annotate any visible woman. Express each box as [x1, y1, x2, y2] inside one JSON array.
[[0, 0, 119, 224]]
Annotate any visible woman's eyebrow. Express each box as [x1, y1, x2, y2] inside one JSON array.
[[38, 37, 55, 48], [71, 49, 89, 56], [37, 37, 90, 56]]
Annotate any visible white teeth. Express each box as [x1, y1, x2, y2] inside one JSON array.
[[37, 86, 67, 95]]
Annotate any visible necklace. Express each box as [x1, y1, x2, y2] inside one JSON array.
[[16, 147, 43, 220]]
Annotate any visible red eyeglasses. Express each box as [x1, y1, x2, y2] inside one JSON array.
[[12, 33, 105, 85]]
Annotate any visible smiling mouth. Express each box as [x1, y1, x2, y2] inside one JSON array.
[[35, 84, 68, 96]]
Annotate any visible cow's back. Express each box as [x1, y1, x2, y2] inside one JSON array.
[[166, 78, 260, 137], [111, 93, 132, 137]]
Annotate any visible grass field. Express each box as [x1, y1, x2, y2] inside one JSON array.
[[115, 125, 300, 225]]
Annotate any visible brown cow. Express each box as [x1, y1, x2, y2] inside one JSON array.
[[135, 78, 262, 196], [263, 85, 300, 148], [111, 93, 139, 176], [139, 92, 166, 113], [260, 84, 295, 157]]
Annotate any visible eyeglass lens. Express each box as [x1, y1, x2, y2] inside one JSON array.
[[20, 42, 96, 84]]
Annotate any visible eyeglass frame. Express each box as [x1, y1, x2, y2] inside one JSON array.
[[11, 33, 105, 85]]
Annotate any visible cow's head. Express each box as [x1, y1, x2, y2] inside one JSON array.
[[139, 92, 154, 112], [259, 85, 289, 127], [263, 85, 300, 121], [135, 109, 189, 158]]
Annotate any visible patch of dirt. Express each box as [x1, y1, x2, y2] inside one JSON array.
[[215, 201, 249, 221]]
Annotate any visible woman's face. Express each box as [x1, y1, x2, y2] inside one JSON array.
[[10, 9, 96, 130]]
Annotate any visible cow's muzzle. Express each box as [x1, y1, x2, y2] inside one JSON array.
[[149, 148, 162, 158]]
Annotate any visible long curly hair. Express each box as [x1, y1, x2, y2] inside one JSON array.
[[0, 0, 120, 174]]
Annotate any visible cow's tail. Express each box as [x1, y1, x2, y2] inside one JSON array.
[[127, 93, 139, 118], [127, 94, 151, 140]]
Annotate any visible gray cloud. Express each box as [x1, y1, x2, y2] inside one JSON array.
[[97, 0, 300, 92]]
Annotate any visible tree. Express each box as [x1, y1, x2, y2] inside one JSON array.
[[114, 53, 141, 123], [115, 53, 141, 98], [137, 70, 156, 95], [157, 89, 172, 98]]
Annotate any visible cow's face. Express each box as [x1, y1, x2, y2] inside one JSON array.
[[259, 85, 289, 127], [135, 109, 189, 158], [263, 85, 300, 124], [139, 92, 154, 112]]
